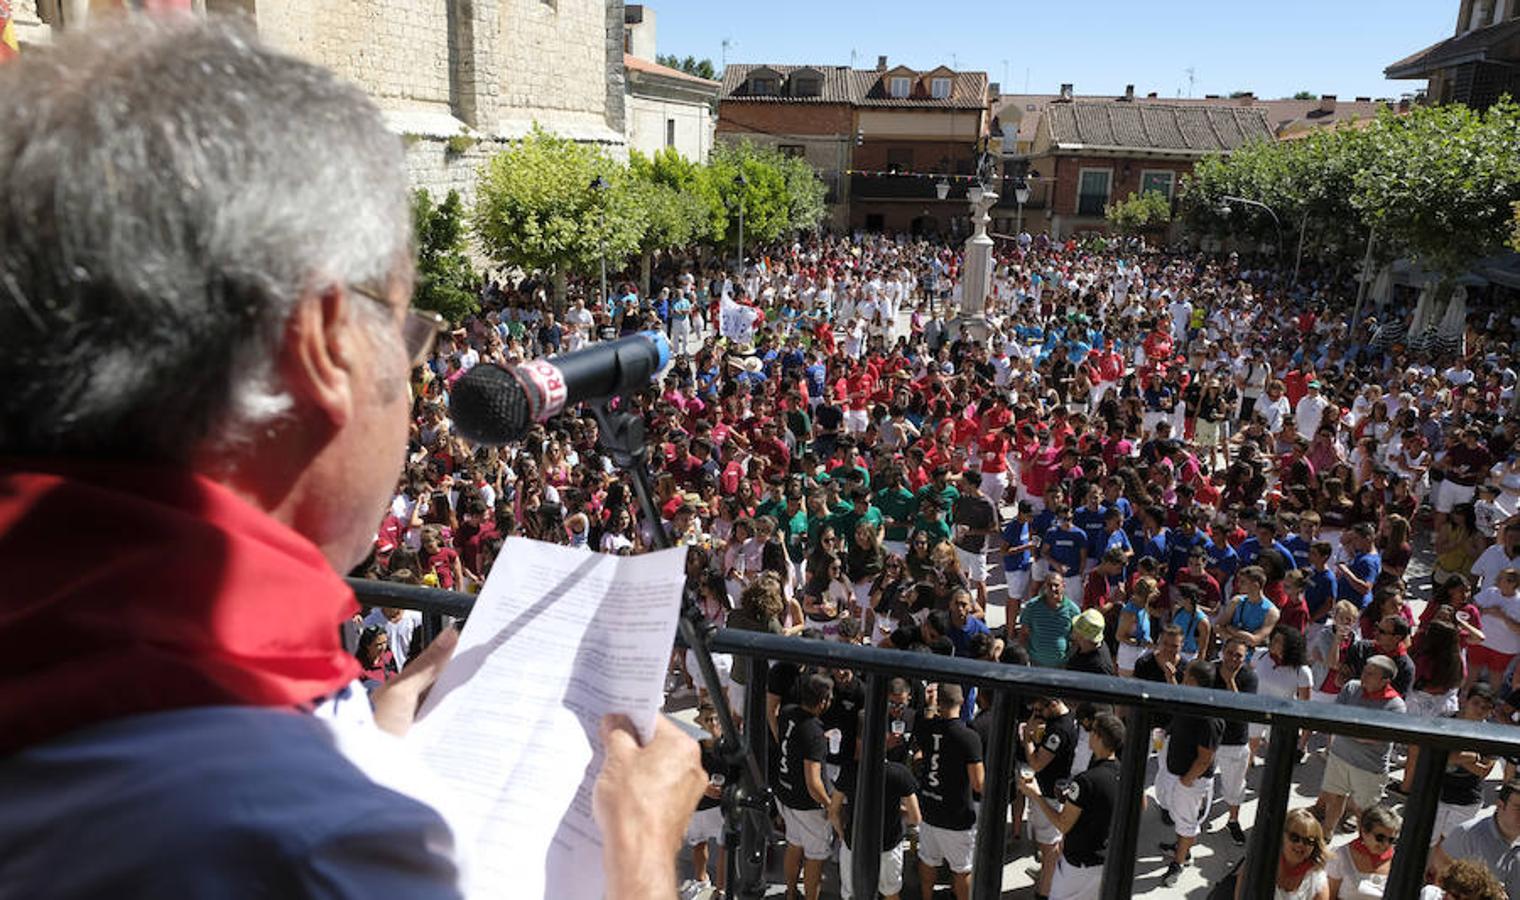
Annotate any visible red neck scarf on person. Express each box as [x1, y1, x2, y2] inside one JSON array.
[[0, 459, 361, 755], [1351, 837, 1394, 865], [1362, 681, 1399, 702], [1279, 853, 1317, 883]]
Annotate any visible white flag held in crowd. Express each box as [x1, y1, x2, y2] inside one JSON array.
[[720, 295, 757, 345]]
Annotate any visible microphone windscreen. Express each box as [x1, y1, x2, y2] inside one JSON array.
[[450, 364, 532, 446]]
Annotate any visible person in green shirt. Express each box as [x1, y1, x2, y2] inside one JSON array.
[[753, 475, 788, 523], [913, 495, 954, 547], [915, 466, 960, 519], [827, 435, 871, 490], [1019, 573, 1082, 667], [873, 466, 917, 557], [829, 485, 883, 549]]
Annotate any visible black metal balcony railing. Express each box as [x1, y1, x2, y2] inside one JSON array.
[[849, 173, 971, 202], [351, 578, 1520, 900]]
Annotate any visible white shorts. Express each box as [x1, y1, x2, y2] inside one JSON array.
[[1159, 771, 1212, 839], [980, 471, 1009, 503], [1435, 480, 1477, 514], [917, 821, 976, 873], [1431, 801, 1482, 847], [1028, 794, 1065, 846], [1049, 855, 1105, 900], [1116, 642, 1145, 672], [956, 546, 989, 584], [1320, 752, 1385, 809], [779, 803, 834, 860], [1215, 743, 1251, 807], [839, 840, 905, 900], [1004, 569, 1032, 600], [684, 805, 725, 846], [843, 409, 870, 434], [1031, 558, 1050, 582], [1063, 575, 1084, 607]]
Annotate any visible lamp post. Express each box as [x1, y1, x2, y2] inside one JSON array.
[[590, 175, 609, 312], [952, 154, 998, 344], [1216, 194, 1292, 281], [935, 178, 950, 201], [1013, 178, 1031, 235], [734, 171, 747, 276]]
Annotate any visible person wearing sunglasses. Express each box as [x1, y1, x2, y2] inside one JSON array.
[[1235, 807, 1330, 900], [1325, 805, 1401, 899]]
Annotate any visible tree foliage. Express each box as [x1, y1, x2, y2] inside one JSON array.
[[1105, 191, 1172, 234], [1511, 201, 1520, 253], [472, 126, 647, 302], [655, 54, 717, 80], [1293, 90, 1316, 100], [411, 189, 479, 322], [1179, 100, 1520, 277], [706, 141, 827, 250]]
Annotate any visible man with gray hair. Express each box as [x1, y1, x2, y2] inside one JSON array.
[[0, 17, 703, 900]]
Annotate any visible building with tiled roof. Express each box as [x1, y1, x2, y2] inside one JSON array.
[[623, 6, 720, 162], [718, 56, 993, 234], [1385, 0, 1520, 109]]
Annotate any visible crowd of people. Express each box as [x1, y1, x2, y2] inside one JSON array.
[[362, 230, 1520, 900]]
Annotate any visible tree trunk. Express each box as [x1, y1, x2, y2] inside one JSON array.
[[641, 250, 653, 298], [551, 269, 568, 318]]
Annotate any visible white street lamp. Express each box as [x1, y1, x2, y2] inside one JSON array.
[[935, 179, 950, 201]]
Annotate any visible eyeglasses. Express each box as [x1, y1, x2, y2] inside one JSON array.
[[1284, 831, 1315, 846], [350, 284, 448, 367]]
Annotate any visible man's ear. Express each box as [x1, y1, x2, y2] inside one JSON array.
[[281, 286, 357, 432]]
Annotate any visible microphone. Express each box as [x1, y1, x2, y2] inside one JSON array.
[[450, 331, 671, 445]]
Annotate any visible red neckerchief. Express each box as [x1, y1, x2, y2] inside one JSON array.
[[1362, 682, 1400, 702], [1279, 854, 1316, 883], [1351, 837, 1394, 865], [0, 459, 361, 754]]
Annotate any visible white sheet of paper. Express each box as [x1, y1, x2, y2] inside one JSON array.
[[409, 537, 688, 900]]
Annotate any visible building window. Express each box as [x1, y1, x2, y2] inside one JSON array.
[[778, 144, 805, 158], [890, 76, 911, 98], [931, 77, 952, 99], [1139, 170, 1175, 201], [1077, 168, 1112, 216], [751, 77, 778, 96], [792, 77, 821, 97], [665, 119, 676, 147], [886, 148, 914, 173]]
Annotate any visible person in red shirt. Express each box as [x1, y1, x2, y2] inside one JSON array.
[[421, 524, 463, 591], [1142, 322, 1173, 364], [977, 425, 1013, 504]]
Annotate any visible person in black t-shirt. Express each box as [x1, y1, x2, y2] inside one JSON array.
[[682, 702, 730, 896], [1159, 659, 1224, 888], [1134, 625, 1184, 728], [1212, 637, 1259, 846], [1018, 713, 1126, 900], [822, 666, 867, 782], [777, 674, 835, 900], [1433, 683, 1500, 848], [1066, 608, 1117, 676], [1021, 697, 1081, 898], [915, 683, 984, 900], [884, 677, 919, 766], [829, 710, 922, 900]]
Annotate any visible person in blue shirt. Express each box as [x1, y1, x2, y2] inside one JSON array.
[[1042, 504, 1089, 605], [1101, 478, 1133, 523], [1097, 506, 1132, 562], [1206, 538, 1241, 593], [1281, 511, 1318, 571], [1304, 540, 1339, 623], [1237, 518, 1295, 571], [804, 354, 828, 403], [1335, 522, 1381, 610], [1217, 565, 1280, 658], [1072, 488, 1109, 568], [1165, 509, 1212, 581], [1001, 501, 1037, 616]]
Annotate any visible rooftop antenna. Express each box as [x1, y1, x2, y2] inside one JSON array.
[[951, 52, 959, 69], [721, 38, 734, 70], [850, 47, 858, 68], [1185, 66, 1196, 98], [1024, 66, 1030, 94], [1002, 58, 1009, 90]]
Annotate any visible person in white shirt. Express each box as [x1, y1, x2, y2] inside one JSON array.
[[1295, 381, 1330, 441], [1471, 568, 1520, 691]]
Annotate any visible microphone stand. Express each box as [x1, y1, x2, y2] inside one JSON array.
[[588, 398, 772, 899]]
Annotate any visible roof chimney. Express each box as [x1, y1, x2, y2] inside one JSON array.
[[876, 55, 888, 71], [1146, 91, 1158, 99], [1355, 96, 1371, 103], [1204, 94, 1220, 99], [1239, 91, 1255, 106], [1059, 83, 1073, 102], [1320, 94, 1337, 114], [1123, 84, 1135, 101]]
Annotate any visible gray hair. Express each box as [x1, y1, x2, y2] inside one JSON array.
[[0, 17, 411, 462]]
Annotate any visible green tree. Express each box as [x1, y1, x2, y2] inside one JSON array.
[[630, 146, 726, 243], [472, 125, 648, 308], [706, 141, 826, 258], [1293, 90, 1316, 100], [1105, 191, 1172, 235], [411, 189, 480, 322], [1510, 201, 1520, 253], [655, 54, 717, 80], [628, 149, 713, 291], [1351, 100, 1520, 277]]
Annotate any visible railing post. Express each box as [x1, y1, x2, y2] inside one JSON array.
[[1100, 705, 1152, 900], [1243, 722, 1300, 900], [971, 688, 1019, 900], [728, 655, 771, 900], [850, 673, 889, 900], [1387, 742, 1447, 899]]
